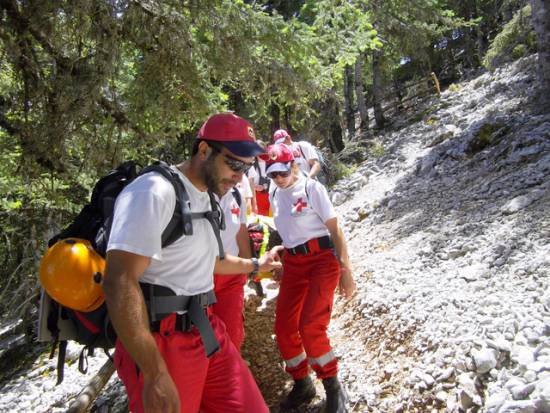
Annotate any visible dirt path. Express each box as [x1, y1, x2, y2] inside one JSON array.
[[241, 281, 356, 413]]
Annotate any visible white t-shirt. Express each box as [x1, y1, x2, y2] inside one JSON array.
[[247, 159, 268, 187], [107, 167, 218, 296], [235, 173, 253, 199], [217, 189, 247, 256], [270, 176, 335, 248], [290, 141, 318, 175]]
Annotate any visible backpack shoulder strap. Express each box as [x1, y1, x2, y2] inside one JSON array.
[[304, 177, 311, 203], [139, 162, 193, 247], [296, 142, 307, 160], [231, 187, 242, 208], [253, 158, 261, 176], [140, 162, 226, 258], [206, 191, 226, 260]]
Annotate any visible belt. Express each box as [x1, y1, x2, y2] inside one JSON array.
[[286, 235, 333, 255], [140, 283, 219, 357]]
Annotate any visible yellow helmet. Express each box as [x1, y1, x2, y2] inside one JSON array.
[[39, 238, 105, 312]]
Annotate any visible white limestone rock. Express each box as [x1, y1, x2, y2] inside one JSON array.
[[472, 347, 499, 374]]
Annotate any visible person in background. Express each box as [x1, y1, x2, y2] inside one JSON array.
[[273, 129, 321, 180], [247, 140, 271, 216], [212, 183, 251, 352], [103, 113, 283, 413], [236, 172, 254, 215], [266, 143, 356, 413]]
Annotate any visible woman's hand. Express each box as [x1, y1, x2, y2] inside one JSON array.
[[338, 265, 356, 299], [272, 267, 283, 282]]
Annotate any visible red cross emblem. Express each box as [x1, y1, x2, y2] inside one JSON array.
[[293, 198, 307, 213], [231, 206, 240, 216]]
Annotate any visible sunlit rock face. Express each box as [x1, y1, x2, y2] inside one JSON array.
[[328, 54, 550, 412]]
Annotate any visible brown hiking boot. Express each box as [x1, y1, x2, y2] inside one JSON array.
[[280, 376, 316, 410]]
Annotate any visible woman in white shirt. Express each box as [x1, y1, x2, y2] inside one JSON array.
[[267, 143, 355, 413]]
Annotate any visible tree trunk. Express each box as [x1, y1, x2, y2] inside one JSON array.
[[228, 89, 246, 115], [393, 78, 404, 112], [284, 105, 294, 136], [476, 8, 489, 59], [372, 49, 386, 128], [325, 91, 345, 153], [458, 0, 480, 68], [270, 103, 280, 136], [531, 0, 550, 107], [355, 55, 368, 134], [343, 65, 355, 139], [66, 359, 115, 413]]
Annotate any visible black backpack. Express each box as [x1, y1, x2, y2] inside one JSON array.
[[250, 158, 271, 191], [39, 160, 225, 383]]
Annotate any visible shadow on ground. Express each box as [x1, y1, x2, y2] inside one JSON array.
[[242, 284, 328, 413]]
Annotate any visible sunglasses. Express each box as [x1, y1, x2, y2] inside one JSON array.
[[209, 143, 254, 173], [267, 170, 291, 179]]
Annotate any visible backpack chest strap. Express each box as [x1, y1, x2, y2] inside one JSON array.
[[144, 290, 216, 315]]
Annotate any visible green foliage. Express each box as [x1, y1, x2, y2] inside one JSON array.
[[332, 160, 355, 183], [512, 44, 528, 59], [369, 140, 385, 158], [483, 5, 536, 70], [466, 121, 508, 155], [448, 83, 461, 92]]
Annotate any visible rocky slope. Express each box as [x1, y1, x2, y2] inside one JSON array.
[[0, 54, 548, 413], [327, 54, 550, 413]]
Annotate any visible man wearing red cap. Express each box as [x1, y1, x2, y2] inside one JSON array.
[[272, 129, 321, 179], [103, 113, 282, 413]]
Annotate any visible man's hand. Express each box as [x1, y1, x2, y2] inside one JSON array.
[[338, 266, 356, 299], [258, 245, 284, 273], [142, 369, 180, 413]]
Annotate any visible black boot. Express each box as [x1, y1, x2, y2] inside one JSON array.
[[280, 376, 316, 410], [249, 279, 264, 297], [322, 377, 348, 413]]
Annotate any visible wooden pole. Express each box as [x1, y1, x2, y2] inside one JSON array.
[[66, 358, 116, 413], [431, 72, 441, 96]]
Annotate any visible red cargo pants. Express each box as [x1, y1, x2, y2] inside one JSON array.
[[255, 190, 271, 216], [114, 313, 268, 413], [213, 273, 247, 352], [274, 248, 340, 380]]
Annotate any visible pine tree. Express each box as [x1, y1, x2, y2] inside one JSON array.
[[530, 0, 550, 107]]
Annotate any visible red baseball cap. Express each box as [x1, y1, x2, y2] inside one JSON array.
[[272, 129, 290, 144], [198, 113, 265, 157], [265, 143, 294, 175]]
